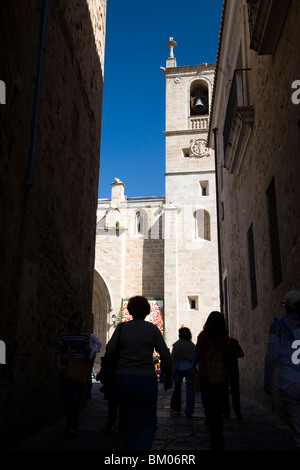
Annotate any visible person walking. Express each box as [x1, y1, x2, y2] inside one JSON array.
[[264, 290, 300, 448], [56, 312, 90, 438], [87, 333, 102, 399], [170, 327, 196, 417], [105, 296, 173, 450], [223, 337, 244, 421], [195, 311, 233, 451], [90, 333, 102, 379]]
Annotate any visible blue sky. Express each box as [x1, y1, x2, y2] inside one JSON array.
[[98, 0, 223, 199]]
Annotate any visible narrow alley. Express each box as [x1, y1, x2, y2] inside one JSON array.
[[14, 380, 298, 455]]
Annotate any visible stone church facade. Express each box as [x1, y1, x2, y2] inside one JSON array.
[[93, 40, 220, 352]]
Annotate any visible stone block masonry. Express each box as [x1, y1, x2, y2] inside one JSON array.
[[0, 0, 106, 449]]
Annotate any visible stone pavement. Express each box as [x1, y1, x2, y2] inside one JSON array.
[[13, 379, 299, 456]]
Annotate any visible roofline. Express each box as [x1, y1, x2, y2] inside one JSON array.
[[98, 195, 165, 203], [207, 0, 227, 146]]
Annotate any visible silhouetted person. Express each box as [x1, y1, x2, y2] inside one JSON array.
[[195, 311, 234, 451], [106, 296, 173, 450], [264, 290, 300, 448], [87, 333, 102, 399], [56, 312, 90, 437], [223, 337, 244, 421], [170, 327, 196, 416]]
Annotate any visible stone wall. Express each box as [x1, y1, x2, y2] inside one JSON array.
[[94, 190, 165, 348], [209, 0, 300, 418], [0, 0, 106, 448], [125, 239, 164, 299]]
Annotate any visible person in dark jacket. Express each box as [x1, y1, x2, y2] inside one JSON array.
[[195, 311, 234, 451]]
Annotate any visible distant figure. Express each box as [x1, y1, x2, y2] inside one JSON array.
[[87, 333, 102, 399], [106, 295, 173, 450], [170, 327, 196, 417], [264, 290, 300, 448], [56, 312, 90, 438], [195, 311, 234, 450], [153, 357, 161, 381]]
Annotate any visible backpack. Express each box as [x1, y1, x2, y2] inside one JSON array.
[[205, 349, 227, 384]]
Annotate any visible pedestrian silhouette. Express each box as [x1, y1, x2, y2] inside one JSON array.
[[195, 311, 234, 450], [56, 312, 90, 438], [98, 350, 120, 434], [105, 295, 173, 450], [264, 290, 300, 448], [87, 333, 102, 399], [223, 337, 244, 421]]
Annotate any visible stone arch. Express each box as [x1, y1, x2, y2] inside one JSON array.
[[92, 269, 112, 354], [132, 208, 148, 237], [190, 79, 209, 116], [194, 209, 211, 241], [135, 211, 144, 234]]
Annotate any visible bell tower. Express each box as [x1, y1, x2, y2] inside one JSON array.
[[161, 38, 220, 346]]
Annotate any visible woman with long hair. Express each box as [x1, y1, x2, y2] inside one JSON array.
[[195, 311, 231, 450]]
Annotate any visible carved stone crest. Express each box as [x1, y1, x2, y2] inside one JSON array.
[[190, 139, 209, 157]]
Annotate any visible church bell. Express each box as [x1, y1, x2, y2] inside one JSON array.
[[193, 98, 207, 114]]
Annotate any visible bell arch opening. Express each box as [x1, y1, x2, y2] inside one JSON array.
[[190, 80, 209, 116]]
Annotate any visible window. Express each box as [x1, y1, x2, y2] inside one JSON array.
[[96, 215, 107, 230], [183, 148, 190, 158], [194, 210, 211, 241], [158, 215, 163, 239], [200, 180, 209, 196], [266, 178, 282, 287], [247, 223, 258, 309], [188, 296, 198, 310], [204, 211, 210, 240], [135, 211, 144, 235]]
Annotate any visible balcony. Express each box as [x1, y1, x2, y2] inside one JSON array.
[[223, 69, 254, 174], [189, 116, 209, 130]]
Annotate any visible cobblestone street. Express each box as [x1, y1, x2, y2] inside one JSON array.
[[14, 380, 298, 455]]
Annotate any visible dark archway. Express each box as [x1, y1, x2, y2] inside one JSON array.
[[92, 269, 112, 357]]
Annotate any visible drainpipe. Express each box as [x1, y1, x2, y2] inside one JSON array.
[[26, 0, 50, 187], [213, 128, 223, 314]]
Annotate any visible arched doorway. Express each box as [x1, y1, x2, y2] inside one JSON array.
[[92, 269, 112, 358]]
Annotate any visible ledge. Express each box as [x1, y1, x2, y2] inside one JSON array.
[[224, 106, 254, 174], [249, 0, 291, 55]]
